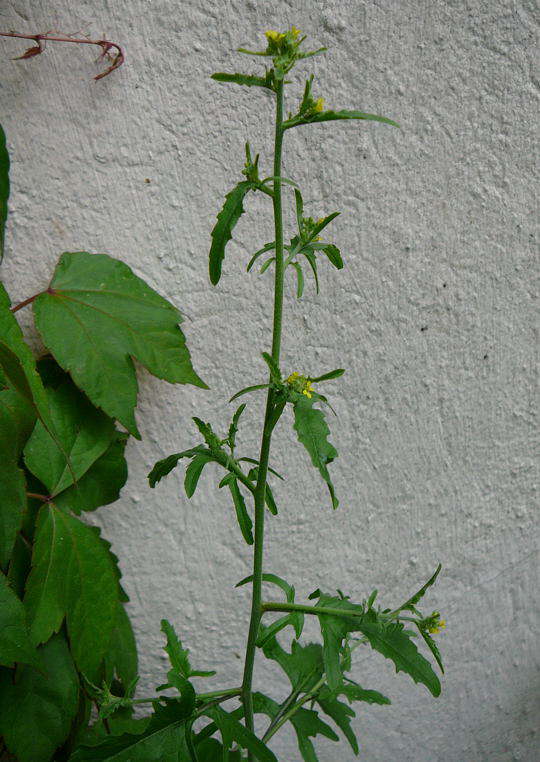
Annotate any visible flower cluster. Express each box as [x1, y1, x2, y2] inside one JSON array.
[[265, 26, 302, 50], [286, 371, 314, 399], [425, 611, 446, 635]]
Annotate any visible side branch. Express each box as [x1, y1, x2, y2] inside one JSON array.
[[0, 31, 125, 80]]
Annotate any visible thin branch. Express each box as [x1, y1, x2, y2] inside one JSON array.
[[0, 31, 125, 80]]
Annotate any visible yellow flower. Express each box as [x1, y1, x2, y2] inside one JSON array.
[[290, 26, 302, 39], [287, 372, 314, 399], [265, 30, 284, 43], [314, 97, 325, 112], [286, 372, 299, 384], [302, 381, 314, 399], [428, 618, 446, 635]]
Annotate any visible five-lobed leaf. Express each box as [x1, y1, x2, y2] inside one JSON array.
[[33, 252, 207, 438], [209, 181, 256, 285]]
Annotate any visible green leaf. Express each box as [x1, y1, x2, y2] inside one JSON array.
[[308, 368, 345, 383], [293, 396, 339, 509], [290, 261, 305, 298], [54, 432, 128, 514], [33, 252, 206, 438], [290, 707, 339, 762], [340, 681, 391, 706], [203, 705, 277, 762], [228, 402, 246, 451], [418, 627, 444, 674], [315, 689, 358, 754], [237, 457, 284, 481], [398, 564, 442, 613], [228, 478, 254, 545], [209, 181, 256, 285], [247, 242, 276, 272], [211, 71, 273, 89], [0, 124, 9, 262], [302, 250, 319, 293], [263, 638, 324, 694], [245, 466, 279, 515], [70, 698, 196, 761], [196, 738, 242, 761], [184, 453, 213, 498], [229, 383, 269, 403], [319, 243, 343, 269], [24, 504, 121, 680], [261, 351, 281, 382], [0, 633, 79, 762], [313, 594, 365, 690], [24, 379, 116, 496], [294, 188, 304, 231], [0, 573, 38, 668], [309, 212, 340, 240], [148, 446, 207, 488], [283, 109, 400, 130], [161, 619, 215, 682], [259, 256, 275, 274], [104, 602, 139, 688]]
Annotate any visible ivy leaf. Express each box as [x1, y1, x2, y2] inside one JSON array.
[[202, 705, 278, 762], [148, 446, 208, 488], [0, 123, 9, 262], [70, 698, 196, 761], [283, 109, 399, 130], [0, 572, 38, 668], [209, 181, 256, 285], [0, 633, 79, 762], [33, 252, 207, 438], [293, 396, 339, 509], [211, 71, 273, 89], [54, 433, 128, 514], [24, 380, 116, 496], [24, 504, 121, 681]]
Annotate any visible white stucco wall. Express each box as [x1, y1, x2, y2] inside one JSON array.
[[1, 1, 538, 760]]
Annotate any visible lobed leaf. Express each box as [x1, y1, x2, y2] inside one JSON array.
[[211, 71, 273, 89], [33, 252, 206, 438], [148, 446, 207, 488], [184, 452, 214, 498], [293, 396, 339, 509], [0, 123, 9, 262], [209, 181, 256, 285], [202, 705, 278, 762], [228, 402, 247, 451], [161, 619, 216, 682]]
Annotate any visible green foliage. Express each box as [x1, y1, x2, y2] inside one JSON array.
[[0, 634, 79, 762], [209, 180, 257, 285], [202, 706, 278, 762], [283, 108, 400, 130], [292, 395, 339, 509], [0, 124, 8, 262], [33, 252, 206, 437], [160, 618, 216, 681], [212, 71, 274, 89], [0, 573, 38, 668]]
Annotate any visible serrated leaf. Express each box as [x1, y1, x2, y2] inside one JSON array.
[[283, 109, 399, 130], [308, 368, 345, 383], [161, 619, 215, 681], [24, 504, 120, 680], [24, 379, 116, 496], [263, 638, 324, 694], [0, 633, 79, 762], [33, 252, 206, 438], [203, 705, 278, 762], [228, 478, 254, 545], [398, 564, 442, 612], [209, 181, 256, 285], [0, 124, 9, 262], [315, 689, 358, 754], [184, 453, 213, 498], [293, 396, 338, 509], [0, 572, 38, 668], [104, 602, 138, 688], [54, 433, 128, 514], [148, 446, 208, 488], [0, 458, 26, 570], [70, 698, 196, 761], [211, 71, 273, 89], [196, 738, 242, 761], [340, 682, 391, 706]]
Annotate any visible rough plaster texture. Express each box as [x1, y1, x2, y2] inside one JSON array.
[[1, 1, 538, 759]]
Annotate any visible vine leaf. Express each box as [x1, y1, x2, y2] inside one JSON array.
[[283, 109, 399, 130], [0, 123, 9, 262], [0, 634, 79, 762], [293, 395, 339, 509], [23, 504, 122, 681], [209, 181, 256, 284], [104, 601, 139, 688], [0, 572, 38, 668], [24, 379, 116, 496], [33, 252, 207, 438], [54, 433, 128, 514], [0, 389, 33, 566]]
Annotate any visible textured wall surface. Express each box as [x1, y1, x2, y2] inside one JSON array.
[[1, 1, 538, 759]]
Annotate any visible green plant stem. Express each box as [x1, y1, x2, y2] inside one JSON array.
[[262, 601, 363, 618], [241, 80, 285, 758], [197, 686, 242, 702]]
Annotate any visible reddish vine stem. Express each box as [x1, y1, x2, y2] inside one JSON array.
[[0, 31, 125, 80], [10, 291, 43, 312]]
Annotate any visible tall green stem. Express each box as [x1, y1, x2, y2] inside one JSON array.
[[241, 80, 285, 755]]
